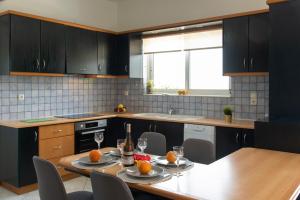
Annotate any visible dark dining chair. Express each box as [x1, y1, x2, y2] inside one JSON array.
[[33, 156, 93, 200], [91, 171, 134, 200], [140, 132, 166, 156], [182, 138, 215, 164]]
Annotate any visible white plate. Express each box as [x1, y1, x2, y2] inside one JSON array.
[[78, 154, 115, 165], [125, 165, 164, 178], [154, 156, 188, 167]]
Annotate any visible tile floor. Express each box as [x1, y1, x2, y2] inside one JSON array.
[[0, 177, 92, 200]]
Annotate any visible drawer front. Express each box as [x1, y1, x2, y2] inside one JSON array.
[[39, 136, 74, 160], [48, 157, 71, 177], [39, 123, 74, 140]]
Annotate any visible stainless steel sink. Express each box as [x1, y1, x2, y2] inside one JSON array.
[[133, 113, 204, 120]]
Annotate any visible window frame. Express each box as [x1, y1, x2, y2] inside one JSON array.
[[143, 28, 231, 97]]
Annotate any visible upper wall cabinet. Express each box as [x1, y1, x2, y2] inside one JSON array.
[[97, 32, 115, 75], [10, 15, 41, 73], [0, 15, 66, 74], [110, 33, 143, 78], [40, 21, 66, 74], [223, 13, 269, 75], [66, 27, 98, 75]]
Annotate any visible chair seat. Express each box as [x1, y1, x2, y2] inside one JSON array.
[[67, 191, 93, 200]]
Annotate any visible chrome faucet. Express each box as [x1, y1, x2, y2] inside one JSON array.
[[168, 107, 175, 115]]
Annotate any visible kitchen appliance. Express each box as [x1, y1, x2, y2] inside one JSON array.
[[56, 113, 103, 119], [184, 124, 216, 160], [75, 119, 107, 154]]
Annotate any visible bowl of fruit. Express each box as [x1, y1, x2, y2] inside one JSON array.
[[114, 104, 127, 113]]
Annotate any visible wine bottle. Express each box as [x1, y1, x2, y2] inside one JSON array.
[[122, 123, 135, 166]]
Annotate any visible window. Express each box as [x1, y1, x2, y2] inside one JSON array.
[[143, 27, 230, 96]]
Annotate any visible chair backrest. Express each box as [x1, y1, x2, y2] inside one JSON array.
[[183, 138, 215, 164], [91, 171, 134, 200], [33, 156, 68, 200], [140, 132, 166, 156]]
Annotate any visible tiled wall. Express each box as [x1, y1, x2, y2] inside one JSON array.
[[0, 76, 117, 120], [115, 76, 269, 120], [0, 75, 268, 121]]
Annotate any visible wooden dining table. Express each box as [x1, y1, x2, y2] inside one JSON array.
[[59, 147, 300, 200]]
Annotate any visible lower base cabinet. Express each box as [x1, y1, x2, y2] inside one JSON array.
[[0, 126, 38, 187], [216, 127, 254, 159], [107, 118, 184, 152]]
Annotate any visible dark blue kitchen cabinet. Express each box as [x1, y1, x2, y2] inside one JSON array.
[[0, 15, 66, 74], [110, 33, 143, 78], [0, 126, 38, 187], [10, 15, 41, 72], [216, 127, 254, 159], [40, 21, 66, 73], [66, 27, 98, 75], [97, 32, 116, 75], [223, 13, 269, 75]]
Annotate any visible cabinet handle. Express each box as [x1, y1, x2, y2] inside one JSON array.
[[36, 58, 40, 71], [123, 122, 127, 131], [154, 124, 157, 132], [80, 68, 88, 71], [125, 65, 128, 72], [236, 133, 239, 144], [250, 58, 254, 69], [243, 58, 246, 69], [243, 133, 247, 145], [55, 129, 63, 133], [53, 145, 62, 150], [149, 124, 152, 132], [98, 64, 102, 71], [43, 59, 46, 70], [34, 131, 38, 142]]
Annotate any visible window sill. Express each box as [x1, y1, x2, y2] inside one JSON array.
[[144, 93, 231, 98]]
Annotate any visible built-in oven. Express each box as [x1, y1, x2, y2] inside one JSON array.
[[75, 119, 107, 154]]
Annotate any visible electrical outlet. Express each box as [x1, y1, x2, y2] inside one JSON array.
[[250, 91, 257, 106], [18, 94, 25, 101], [124, 90, 129, 96]]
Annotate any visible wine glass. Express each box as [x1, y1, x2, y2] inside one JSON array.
[[138, 138, 147, 154], [173, 146, 184, 177], [94, 132, 104, 151], [117, 139, 125, 155]]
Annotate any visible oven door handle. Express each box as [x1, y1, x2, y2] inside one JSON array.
[[81, 129, 105, 135]]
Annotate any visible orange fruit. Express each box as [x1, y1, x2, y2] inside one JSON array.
[[166, 151, 177, 163], [89, 150, 102, 162], [138, 161, 152, 175]]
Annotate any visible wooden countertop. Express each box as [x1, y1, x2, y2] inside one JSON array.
[[0, 112, 254, 129], [59, 148, 300, 200]]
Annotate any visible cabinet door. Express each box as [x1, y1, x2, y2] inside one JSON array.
[[66, 27, 98, 74], [223, 16, 249, 74], [249, 13, 269, 72], [216, 127, 241, 159], [112, 34, 129, 75], [40, 21, 66, 73], [19, 127, 38, 186], [10, 15, 40, 72], [241, 129, 254, 147], [155, 121, 184, 152], [97, 32, 115, 75], [129, 33, 143, 78]]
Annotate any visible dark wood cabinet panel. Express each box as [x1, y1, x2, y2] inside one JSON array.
[[269, 1, 300, 120], [129, 33, 143, 78], [255, 121, 300, 153], [41, 21, 66, 73], [223, 16, 249, 74], [155, 121, 184, 152], [216, 127, 254, 159], [97, 32, 116, 75], [249, 13, 269, 72], [0, 126, 38, 187], [66, 27, 98, 75], [10, 15, 41, 72], [112, 34, 130, 75], [0, 15, 10, 75]]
